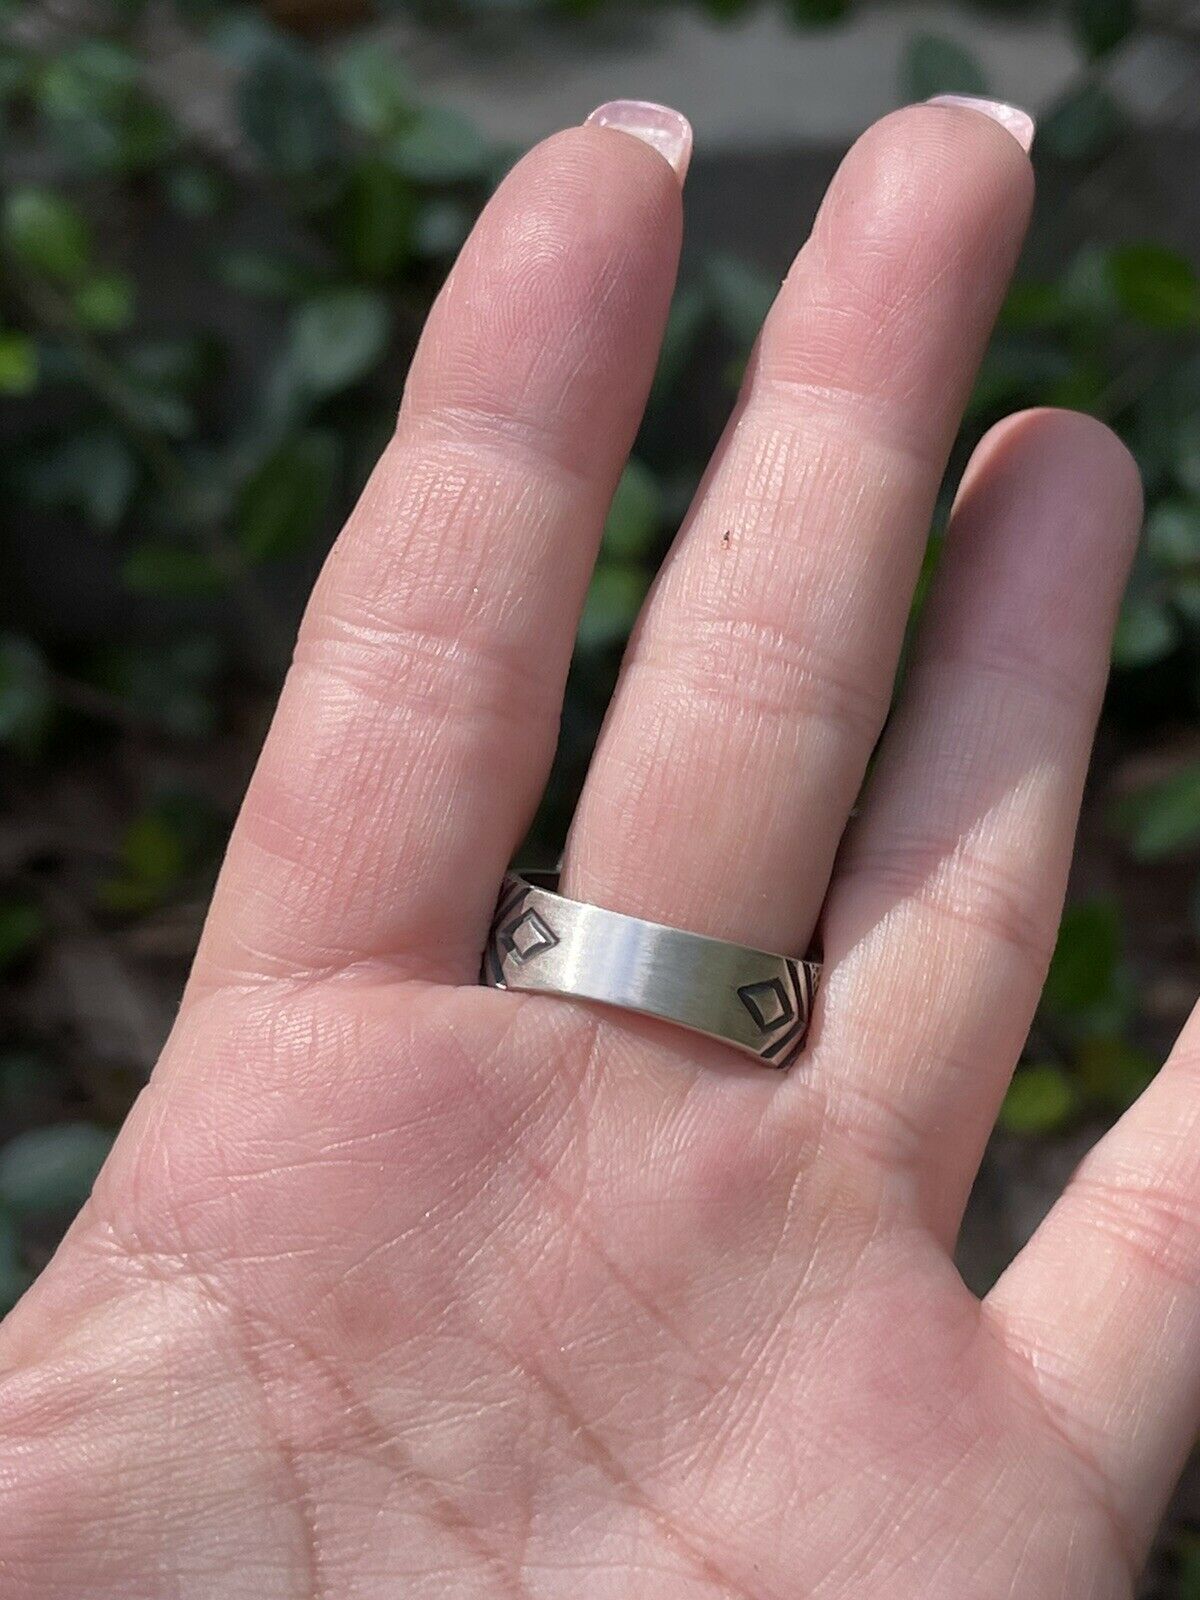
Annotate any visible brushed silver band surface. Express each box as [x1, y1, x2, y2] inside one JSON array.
[[481, 871, 819, 1070]]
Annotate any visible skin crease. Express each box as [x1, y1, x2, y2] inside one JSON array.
[[4, 99, 1199, 1600]]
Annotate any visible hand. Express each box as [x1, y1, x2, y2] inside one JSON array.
[[2, 97, 1183, 1600]]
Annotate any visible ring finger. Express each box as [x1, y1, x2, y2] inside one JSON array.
[[562, 99, 1034, 960]]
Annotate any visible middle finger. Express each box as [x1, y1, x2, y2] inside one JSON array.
[[562, 100, 1034, 958]]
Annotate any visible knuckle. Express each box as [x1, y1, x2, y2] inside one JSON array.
[[840, 836, 1055, 977], [1067, 1166, 1200, 1292], [294, 433, 580, 745], [913, 642, 1095, 724], [630, 613, 887, 751], [296, 605, 561, 742], [749, 371, 943, 475]]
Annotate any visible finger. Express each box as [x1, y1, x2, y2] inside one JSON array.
[[193, 107, 687, 990], [561, 99, 1034, 957], [812, 410, 1141, 1228], [986, 995, 1200, 1566]]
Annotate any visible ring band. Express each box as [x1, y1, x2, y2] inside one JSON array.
[[480, 871, 820, 1070]]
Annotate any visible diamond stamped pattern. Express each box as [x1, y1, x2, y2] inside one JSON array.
[[501, 907, 558, 966], [737, 977, 793, 1032], [736, 959, 814, 1068]]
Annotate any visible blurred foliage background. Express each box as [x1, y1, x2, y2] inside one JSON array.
[[1, 0, 1200, 1587]]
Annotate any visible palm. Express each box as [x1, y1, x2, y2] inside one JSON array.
[[5, 981, 1136, 1597], [2, 100, 1197, 1600]]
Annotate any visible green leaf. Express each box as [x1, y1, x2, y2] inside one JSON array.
[[101, 791, 218, 913], [1112, 593, 1179, 667], [413, 197, 474, 259], [207, 10, 278, 68], [237, 39, 337, 177], [0, 1053, 49, 1122], [0, 1123, 114, 1215], [331, 39, 415, 137], [36, 41, 134, 115], [1173, 574, 1200, 625], [390, 105, 490, 184], [0, 633, 52, 749], [287, 289, 391, 399], [114, 97, 177, 172], [93, 636, 221, 740], [705, 254, 775, 350], [0, 1205, 30, 1316], [0, 330, 37, 394], [36, 42, 174, 173], [1174, 415, 1200, 498], [1059, 244, 1123, 324], [999, 280, 1070, 332], [125, 336, 215, 399], [577, 564, 649, 652], [1146, 500, 1200, 567], [1070, 0, 1136, 58], [0, 898, 43, 971], [786, 0, 852, 23], [968, 337, 1085, 418], [214, 249, 322, 301], [1109, 244, 1200, 330], [1116, 763, 1200, 860], [336, 159, 417, 279], [105, 344, 202, 439], [903, 33, 988, 100], [122, 542, 222, 596], [1039, 82, 1123, 162], [651, 283, 708, 404], [2, 186, 91, 282], [237, 432, 338, 561], [72, 269, 135, 331], [24, 426, 138, 530], [0, 42, 32, 103], [1174, 1529, 1200, 1597], [1076, 1034, 1156, 1110], [1043, 900, 1119, 1013], [1000, 1063, 1079, 1135], [602, 460, 663, 562], [102, 811, 186, 913], [162, 162, 227, 218], [118, 379, 195, 439], [968, 335, 1084, 417]]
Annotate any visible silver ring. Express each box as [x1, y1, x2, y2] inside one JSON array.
[[481, 871, 820, 1070]]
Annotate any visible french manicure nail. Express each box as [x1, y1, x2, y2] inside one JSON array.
[[585, 100, 693, 183], [926, 94, 1035, 154]]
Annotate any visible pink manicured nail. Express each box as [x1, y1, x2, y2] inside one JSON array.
[[926, 94, 1035, 154], [585, 100, 693, 183]]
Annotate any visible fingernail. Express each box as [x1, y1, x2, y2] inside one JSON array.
[[585, 100, 693, 183], [926, 94, 1035, 154]]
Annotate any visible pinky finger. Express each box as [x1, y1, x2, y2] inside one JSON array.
[[987, 997, 1200, 1568]]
